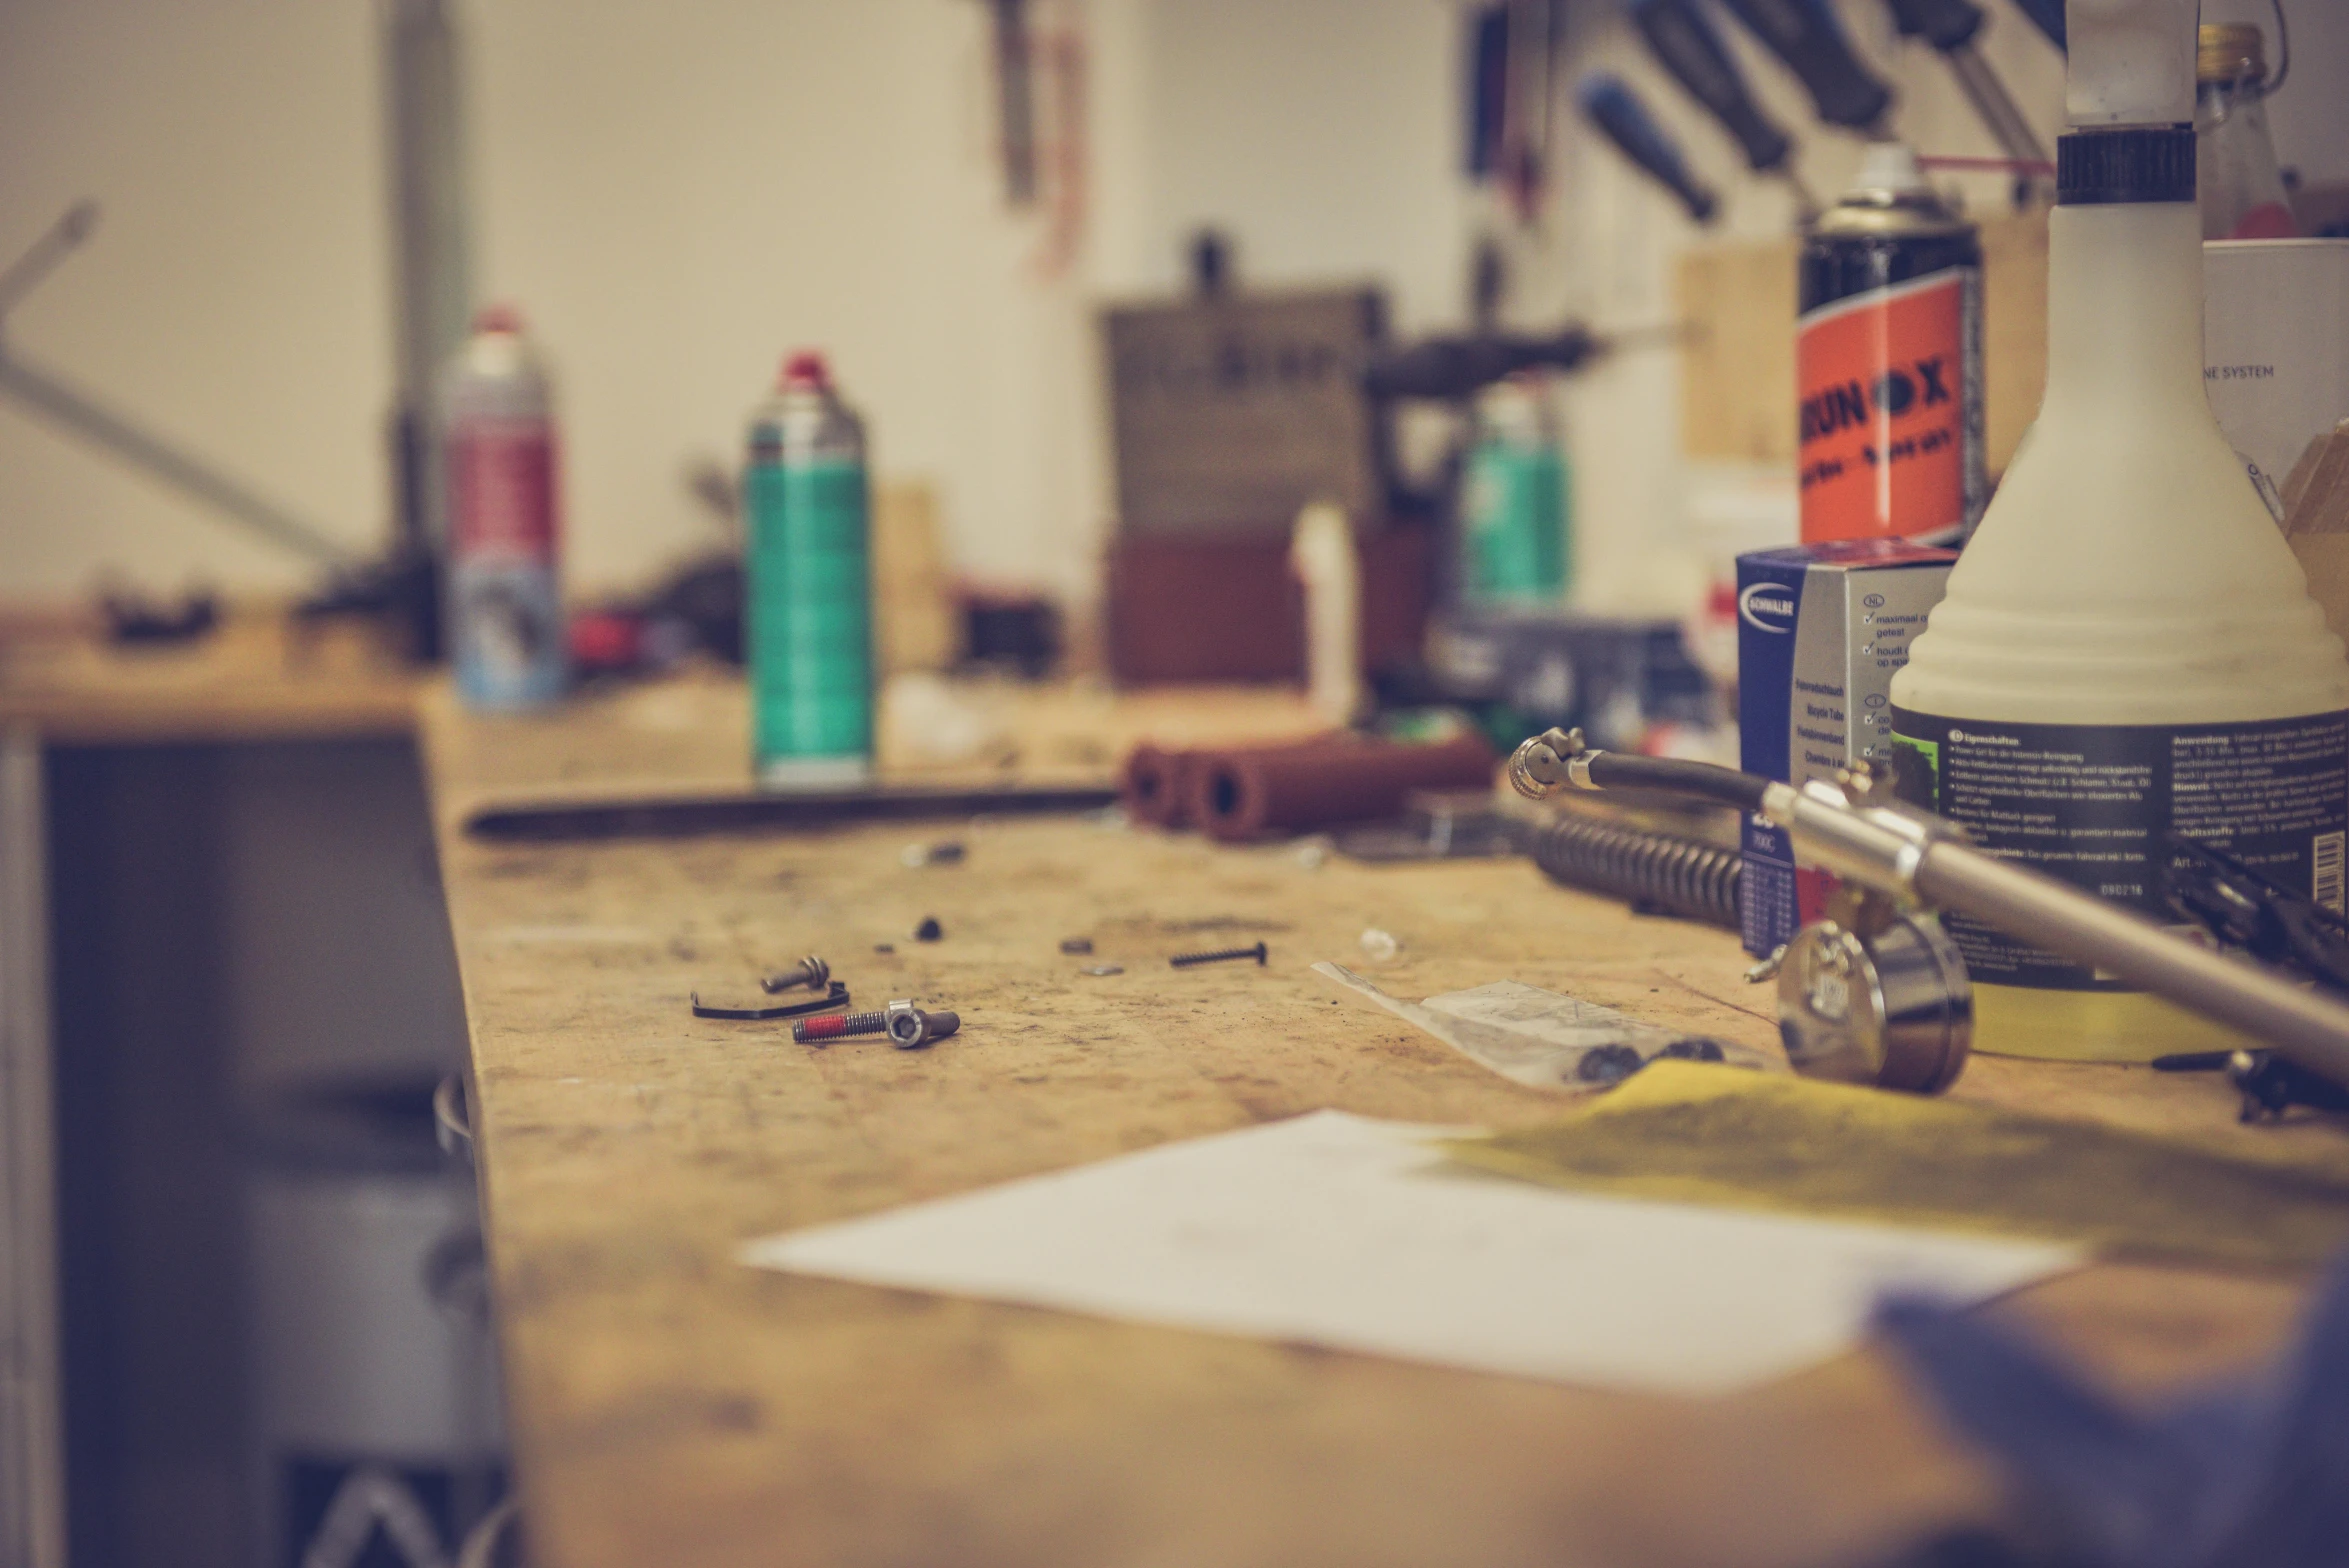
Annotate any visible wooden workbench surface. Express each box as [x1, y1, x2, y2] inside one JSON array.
[[0, 606, 419, 743], [422, 678, 2336, 1568]]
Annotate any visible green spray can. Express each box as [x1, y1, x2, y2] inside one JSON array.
[[747, 351, 873, 787], [1460, 373, 1570, 604]]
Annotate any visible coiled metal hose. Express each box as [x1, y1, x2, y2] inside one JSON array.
[[1518, 810, 1742, 930]]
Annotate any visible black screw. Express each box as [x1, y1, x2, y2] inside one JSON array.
[[1575, 1043, 1644, 1085], [1169, 941, 1268, 969], [761, 955, 830, 994]]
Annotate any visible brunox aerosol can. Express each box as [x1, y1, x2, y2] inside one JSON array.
[[747, 352, 873, 787], [1798, 143, 1985, 546], [1890, 0, 2349, 1062], [445, 305, 567, 709]]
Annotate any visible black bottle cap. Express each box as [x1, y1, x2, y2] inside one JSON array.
[[2057, 126, 2196, 206]]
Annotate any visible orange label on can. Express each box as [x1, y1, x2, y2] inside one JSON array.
[[1797, 267, 1980, 544]]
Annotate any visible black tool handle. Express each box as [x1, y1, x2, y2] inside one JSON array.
[[1361, 326, 1602, 401], [1576, 73, 1720, 225], [2009, 0, 2063, 52], [1629, 0, 1792, 175], [1885, 0, 1984, 51], [1717, 0, 1894, 131]]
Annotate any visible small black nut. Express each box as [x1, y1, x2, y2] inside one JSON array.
[[914, 917, 944, 942], [1575, 1043, 1645, 1086], [1656, 1037, 1726, 1063]]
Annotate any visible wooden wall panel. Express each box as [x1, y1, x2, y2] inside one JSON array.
[[1676, 209, 2051, 479]]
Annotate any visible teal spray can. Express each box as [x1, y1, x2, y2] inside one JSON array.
[[746, 351, 874, 786], [1460, 373, 1571, 603]]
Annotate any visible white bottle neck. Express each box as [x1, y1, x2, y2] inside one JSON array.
[[2042, 200, 2208, 412]]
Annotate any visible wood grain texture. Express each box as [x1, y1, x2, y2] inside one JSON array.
[[1677, 236, 1802, 466], [0, 607, 416, 743], [1675, 209, 2049, 478], [423, 677, 2344, 1568]]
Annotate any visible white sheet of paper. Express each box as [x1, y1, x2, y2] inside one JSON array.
[[741, 1110, 2079, 1395]]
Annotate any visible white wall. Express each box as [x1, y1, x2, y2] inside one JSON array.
[[0, 0, 389, 596], [0, 0, 1471, 609], [3, 1, 2345, 611]]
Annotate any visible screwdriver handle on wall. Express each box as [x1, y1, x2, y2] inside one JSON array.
[[1715, 0, 1894, 135], [1883, 0, 2051, 172], [2009, 0, 2064, 53], [1577, 73, 1720, 225], [1626, 0, 1820, 222]]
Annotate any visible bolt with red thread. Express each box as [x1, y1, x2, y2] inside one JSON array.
[[794, 1000, 961, 1049]]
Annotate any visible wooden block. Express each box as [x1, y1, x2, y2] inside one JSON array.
[[872, 479, 957, 675], [1675, 237, 1799, 465], [1979, 210, 2050, 477], [1106, 525, 1433, 687], [1103, 288, 1391, 538], [1674, 208, 2050, 479]]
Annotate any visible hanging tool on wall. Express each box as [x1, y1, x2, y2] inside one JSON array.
[[1882, 0, 2052, 183], [1576, 73, 1721, 224], [985, 0, 1038, 206], [1716, 0, 1895, 135], [1466, 2, 1566, 224], [1626, 0, 1820, 222], [2011, 0, 2064, 53]]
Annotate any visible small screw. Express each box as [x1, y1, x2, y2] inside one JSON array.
[[1081, 964, 1124, 977], [760, 955, 830, 994], [1060, 937, 1094, 955], [1169, 941, 1267, 969]]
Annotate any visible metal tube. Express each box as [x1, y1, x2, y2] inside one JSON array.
[[0, 353, 355, 567], [1916, 841, 2349, 1083], [1947, 45, 2051, 169]]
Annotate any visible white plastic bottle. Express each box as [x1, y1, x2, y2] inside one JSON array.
[[1888, 0, 2349, 1062], [1290, 500, 1363, 726]]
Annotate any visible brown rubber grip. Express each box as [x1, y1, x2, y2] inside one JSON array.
[[1119, 743, 1197, 828], [1190, 732, 1497, 842]]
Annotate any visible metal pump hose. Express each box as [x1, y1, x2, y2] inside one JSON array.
[[1509, 727, 2349, 1087]]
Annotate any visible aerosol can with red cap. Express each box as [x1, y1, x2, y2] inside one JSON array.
[[745, 351, 873, 786], [444, 304, 568, 709]]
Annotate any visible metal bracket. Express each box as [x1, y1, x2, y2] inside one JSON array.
[[690, 980, 850, 1021]]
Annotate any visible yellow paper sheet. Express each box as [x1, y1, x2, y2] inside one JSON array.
[[1444, 1062, 2349, 1271]]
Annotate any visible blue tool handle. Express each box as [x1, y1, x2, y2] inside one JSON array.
[[1886, 0, 1984, 51], [1629, 0, 1793, 174], [2009, 0, 2063, 52], [1717, 0, 1894, 131], [1577, 73, 1721, 224]]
